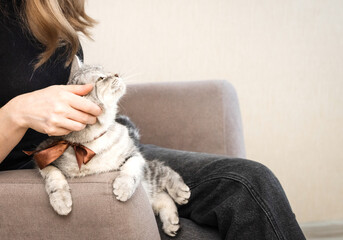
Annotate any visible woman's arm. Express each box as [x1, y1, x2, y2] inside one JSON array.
[[0, 104, 28, 163], [0, 84, 102, 163]]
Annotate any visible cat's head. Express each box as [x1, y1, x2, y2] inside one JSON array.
[[68, 56, 126, 119]]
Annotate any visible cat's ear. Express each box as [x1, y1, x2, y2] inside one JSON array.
[[69, 55, 83, 81]]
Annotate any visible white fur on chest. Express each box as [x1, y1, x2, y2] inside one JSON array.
[[53, 123, 135, 178]]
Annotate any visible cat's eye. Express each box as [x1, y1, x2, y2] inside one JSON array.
[[97, 76, 105, 81]]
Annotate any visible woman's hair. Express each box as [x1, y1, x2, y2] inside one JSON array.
[[21, 0, 96, 68]]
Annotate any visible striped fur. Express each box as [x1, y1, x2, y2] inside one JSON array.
[[36, 57, 190, 237]]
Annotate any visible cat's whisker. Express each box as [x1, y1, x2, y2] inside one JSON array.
[[120, 75, 144, 85], [121, 72, 143, 81], [122, 79, 142, 85], [115, 64, 142, 80], [118, 71, 142, 81], [117, 102, 127, 114]]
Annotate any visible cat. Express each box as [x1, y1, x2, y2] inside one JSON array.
[[31, 56, 191, 237]]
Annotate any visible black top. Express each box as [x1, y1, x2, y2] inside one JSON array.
[[0, 1, 83, 170]]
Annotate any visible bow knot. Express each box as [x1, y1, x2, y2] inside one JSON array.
[[23, 140, 96, 170]]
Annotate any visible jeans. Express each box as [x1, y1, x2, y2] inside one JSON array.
[[140, 144, 306, 240]]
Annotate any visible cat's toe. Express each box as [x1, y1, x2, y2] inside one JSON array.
[[163, 221, 180, 237], [49, 190, 72, 215], [160, 210, 180, 237], [113, 188, 131, 202], [113, 175, 136, 202], [174, 184, 191, 205], [176, 192, 191, 205]]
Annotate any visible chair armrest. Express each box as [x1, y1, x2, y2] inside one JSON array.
[[0, 169, 160, 240], [120, 80, 246, 157]]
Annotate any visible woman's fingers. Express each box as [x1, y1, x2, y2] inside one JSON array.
[[48, 128, 72, 137], [60, 84, 94, 96], [44, 114, 89, 136], [55, 117, 86, 132], [67, 93, 102, 117], [64, 107, 97, 125], [13, 84, 101, 137]]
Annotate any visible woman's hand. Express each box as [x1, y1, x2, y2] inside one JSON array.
[[6, 84, 102, 136]]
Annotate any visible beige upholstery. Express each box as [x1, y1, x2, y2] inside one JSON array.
[[0, 170, 160, 240], [0, 80, 245, 239], [120, 80, 246, 157]]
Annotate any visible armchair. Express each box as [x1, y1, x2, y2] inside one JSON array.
[[0, 80, 245, 239]]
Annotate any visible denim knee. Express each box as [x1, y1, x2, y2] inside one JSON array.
[[227, 159, 282, 193], [198, 158, 278, 186], [192, 157, 289, 207]]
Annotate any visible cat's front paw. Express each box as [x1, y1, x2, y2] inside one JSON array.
[[49, 190, 72, 215], [113, 175, 136, 202]]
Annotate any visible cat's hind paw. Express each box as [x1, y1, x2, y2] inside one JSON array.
[[113, 175, 136, 202], [162, 211, 180, 237], [49, 190, 72, 215], [169, 182, 191, 205]]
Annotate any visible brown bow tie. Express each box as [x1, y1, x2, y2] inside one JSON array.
[[23, 140, 96, 170]]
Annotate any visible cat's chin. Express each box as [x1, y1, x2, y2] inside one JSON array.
[[63, 121, 108, 144], [64, 106, 117, 143]]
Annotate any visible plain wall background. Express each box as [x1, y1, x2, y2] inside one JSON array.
[[81, 0, 343, 223]]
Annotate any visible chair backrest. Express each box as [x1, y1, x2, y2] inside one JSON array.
[[119, 80, 246, 158]]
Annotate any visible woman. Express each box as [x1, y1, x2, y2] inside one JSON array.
[[0, 1, 306, 239]]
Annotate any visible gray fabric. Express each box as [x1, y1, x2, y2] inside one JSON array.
[[141, 144, 306, 240]]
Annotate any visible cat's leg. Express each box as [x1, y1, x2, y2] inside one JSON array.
[[146, 160, 191, 205], [165, 170, 191, 205], [152, 191, 180, 237], [39, 166, 72, 215], [113, 154, 145, 202]]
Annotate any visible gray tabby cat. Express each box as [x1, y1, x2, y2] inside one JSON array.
[[35, 57, 191, 237]]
